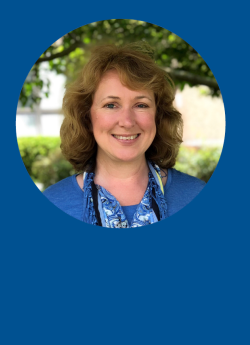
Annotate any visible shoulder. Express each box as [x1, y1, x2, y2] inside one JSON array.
[[167, 168, 206, 191], [43, 174, 85, 221], [164, 168, 206, 215], [43, 174, 82, 205]]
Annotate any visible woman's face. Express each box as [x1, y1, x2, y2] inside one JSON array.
[[90, 70, 156, 164]]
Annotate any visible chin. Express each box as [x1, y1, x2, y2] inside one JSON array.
[[113, 152, 144, 163]]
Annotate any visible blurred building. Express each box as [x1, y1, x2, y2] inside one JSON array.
[[174, 86, 225, 148]]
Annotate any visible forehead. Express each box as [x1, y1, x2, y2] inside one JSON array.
[[94, 70, 154, 99]]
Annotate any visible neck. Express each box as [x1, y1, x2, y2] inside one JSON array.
[[94, 152, 149, 185]]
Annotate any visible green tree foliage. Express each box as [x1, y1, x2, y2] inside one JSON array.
[[20, 19, 220, 107]]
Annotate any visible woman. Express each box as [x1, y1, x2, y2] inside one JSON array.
[[43, 42, 205, 227]]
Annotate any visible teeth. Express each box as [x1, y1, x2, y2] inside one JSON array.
[[113, 134, 139, 140]]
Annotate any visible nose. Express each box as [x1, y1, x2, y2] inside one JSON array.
[[118, 107, 136, 128]]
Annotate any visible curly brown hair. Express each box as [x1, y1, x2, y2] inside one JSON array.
[[60, 42, 183, 172]]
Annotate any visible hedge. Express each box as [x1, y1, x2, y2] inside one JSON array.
[[175, 146, 222, 182], [18, 137, 61, 180], [17, 137, 222, 191]]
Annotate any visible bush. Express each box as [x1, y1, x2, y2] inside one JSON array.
[[32, 148, 75, 190], [175, 146, 222, 183], [18, 137, 61, 180]]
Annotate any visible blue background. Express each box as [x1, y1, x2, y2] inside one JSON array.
[[1, 1, 249, 344]]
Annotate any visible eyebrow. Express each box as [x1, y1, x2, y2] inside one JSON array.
[[100, 95, 153, 102]]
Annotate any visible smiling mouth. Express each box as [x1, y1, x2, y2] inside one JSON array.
[[112, 134, 140, 140]]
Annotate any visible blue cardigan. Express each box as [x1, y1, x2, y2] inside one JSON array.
[[43, 169, 206, 223]]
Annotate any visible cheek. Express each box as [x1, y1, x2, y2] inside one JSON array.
[[91, 113, 114, 133], [138, 114, 156, 132]]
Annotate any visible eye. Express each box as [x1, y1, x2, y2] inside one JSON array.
[[104, 103, 116, 109], [136, 104, 149, 108]]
